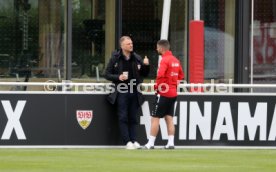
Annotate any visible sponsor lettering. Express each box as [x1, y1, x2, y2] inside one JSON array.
[[141, 101, 276, 141], [1, 100, 26, 140]]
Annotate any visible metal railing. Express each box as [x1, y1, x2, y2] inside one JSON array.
[[0, 81, 276, 95]]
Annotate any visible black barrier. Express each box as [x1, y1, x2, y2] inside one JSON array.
[[0, 93, 276, 147], [0, 94, 121, 145]]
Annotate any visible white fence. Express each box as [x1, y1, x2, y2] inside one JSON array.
[[0, 81, 276, 94]]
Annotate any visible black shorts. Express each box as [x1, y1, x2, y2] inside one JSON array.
[[152, 95, 177, 118]]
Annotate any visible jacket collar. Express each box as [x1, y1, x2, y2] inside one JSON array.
[[162, 51, 173, 58], [114, 49, 137, 61]]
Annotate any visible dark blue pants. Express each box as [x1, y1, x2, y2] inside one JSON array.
[[117, 91, 139, 144]]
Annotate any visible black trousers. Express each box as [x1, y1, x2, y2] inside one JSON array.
[[117, 91, 139, 144]]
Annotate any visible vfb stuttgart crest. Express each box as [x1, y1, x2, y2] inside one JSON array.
[[76, 110, 93, 130]]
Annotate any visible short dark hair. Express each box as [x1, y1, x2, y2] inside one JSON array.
[[157, 40, 170, 50], [119, 36, 131, 46]]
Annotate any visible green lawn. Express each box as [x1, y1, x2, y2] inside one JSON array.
[[0, 149, 276, 172]]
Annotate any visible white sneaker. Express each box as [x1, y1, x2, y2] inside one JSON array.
[[126, 141, 136, 150], [133, 141, 141, 149], [164, 144, 175, 149], [143, 143, 154, 149]]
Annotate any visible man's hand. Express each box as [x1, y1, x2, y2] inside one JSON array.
[[119, 74, 127, 81], [143, 56, 149, 65]]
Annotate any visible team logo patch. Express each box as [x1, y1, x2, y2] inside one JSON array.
[[76, 110, 93, 130]]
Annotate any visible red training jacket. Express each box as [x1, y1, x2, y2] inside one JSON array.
[[154, 51, 184, 97]]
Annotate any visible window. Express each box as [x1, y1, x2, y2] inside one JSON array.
[[202, 0, 235, 83], [251, 0, 276, 92], [122, 0, 188, 79], [0, 0, 65, 89], [72, 0, 115, 81]]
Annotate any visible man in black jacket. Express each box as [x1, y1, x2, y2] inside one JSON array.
[[105, 36, 150, 149]]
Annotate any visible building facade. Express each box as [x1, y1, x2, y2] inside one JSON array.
[[0, 0, 275, 91]]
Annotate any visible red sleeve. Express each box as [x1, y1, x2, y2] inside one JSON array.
[[178, 65, 184, 81], [155, 58, 168, 91]]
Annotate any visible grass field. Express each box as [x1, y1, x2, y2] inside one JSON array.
[[0, 149, 276, 172]]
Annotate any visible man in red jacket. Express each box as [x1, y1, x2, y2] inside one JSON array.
[[144, 40, 184, 149]]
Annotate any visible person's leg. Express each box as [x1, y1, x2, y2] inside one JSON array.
[[163, 97, 176, 149], [144, 95, 165, 149], [150, 117, 160, 136], [165, 115, 175, 147], [165, 115, 175, 136], [128, 92, 139, 143], [117, 93, 131, 144], [145, 116, 160, 147]]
